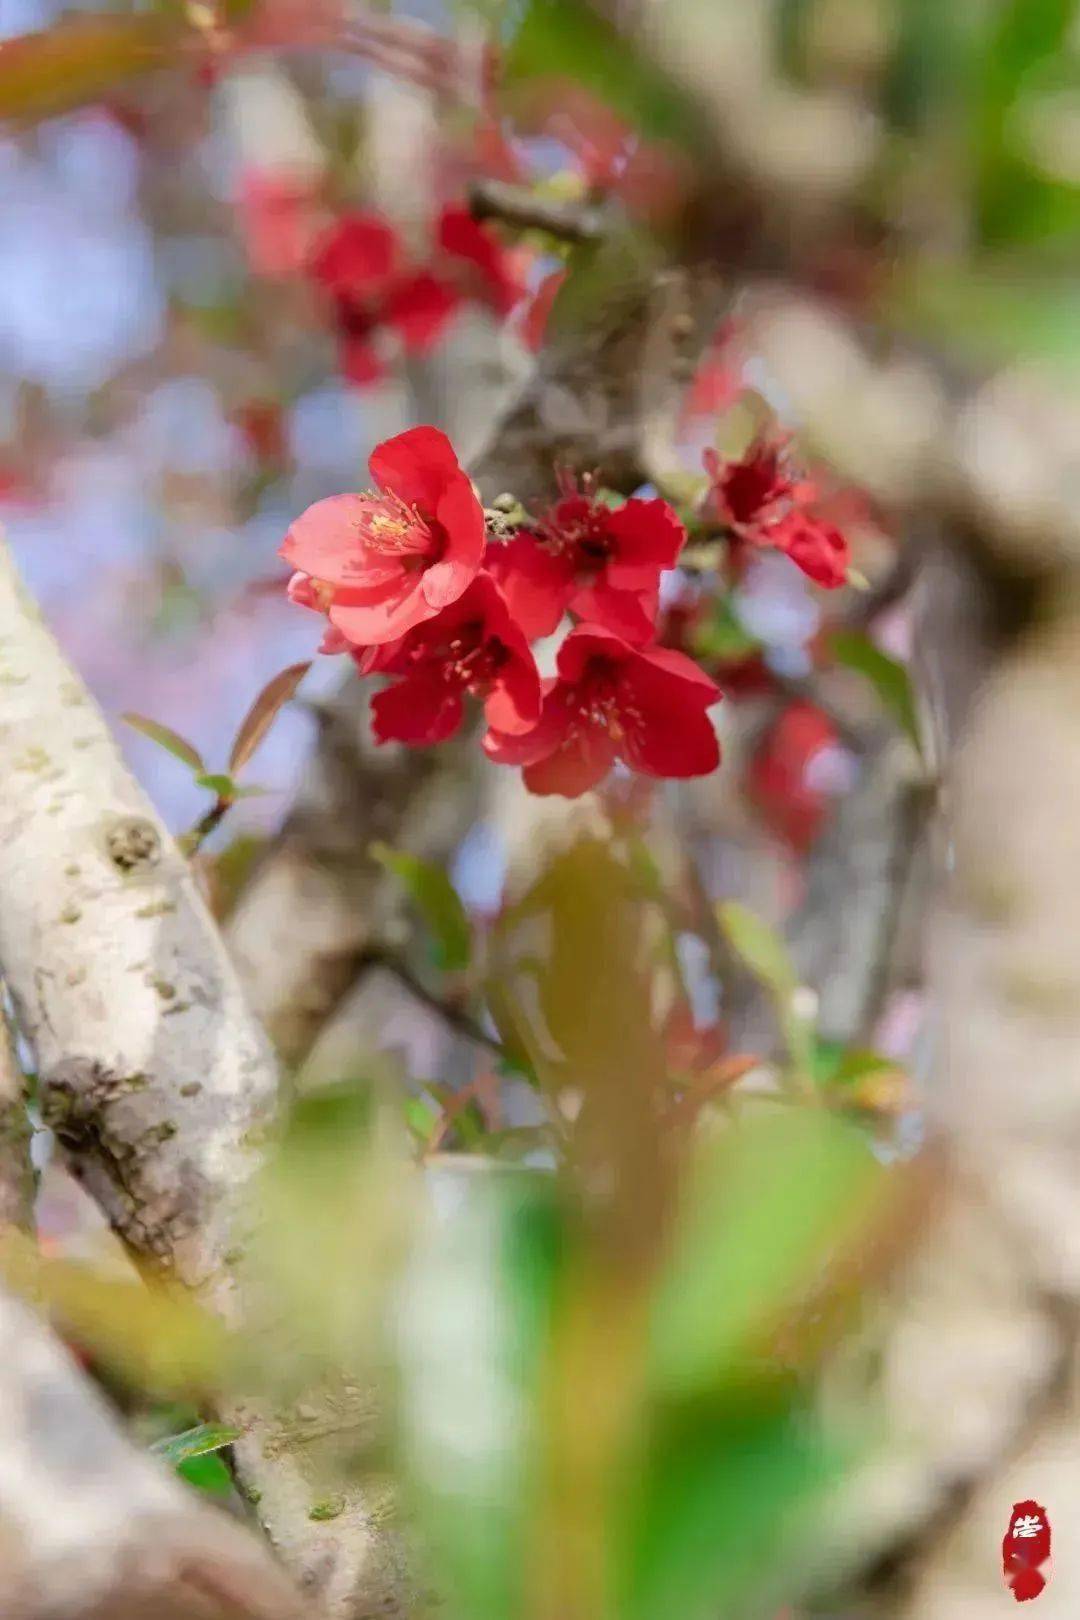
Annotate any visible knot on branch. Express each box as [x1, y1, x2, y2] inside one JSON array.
[[105, 815, 162, 873]]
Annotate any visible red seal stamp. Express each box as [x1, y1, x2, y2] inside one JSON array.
[[1003, 1500, 1051, 1603]]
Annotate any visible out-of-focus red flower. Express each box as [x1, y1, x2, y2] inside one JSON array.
[[484, 623, 721, 797], [237, 169, 324, 279], [281, 425, 485, 645], [662, 1000, 728, 1076], [486, 478, 686, 643], [233, 400, 287, 469], [682, 323, 743, 424], [437, 205, 524, 317], [705, 437, 850, 589], [767, 512, 849, 589], [747, 700, 842, 852], [307, 206, 524, 386], [357, 573, 541, 745], [473, 115, 527, 185]]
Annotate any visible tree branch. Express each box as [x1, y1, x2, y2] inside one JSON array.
[[0, 533, 407, 1618], [0, 1284, 303, 1620]]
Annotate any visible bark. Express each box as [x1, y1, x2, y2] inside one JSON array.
[[0, 1285, 303, 1620], [0, 535, 406, 1617], [0, 1003, 33, 1231]]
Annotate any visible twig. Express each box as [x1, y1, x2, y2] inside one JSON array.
[[179, 793, 232, 858], [355, 947, 507, 1060], [468, 178, 609, 243]]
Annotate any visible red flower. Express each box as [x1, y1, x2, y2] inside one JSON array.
[[237, 168, 323, 279], [308, 206, 523, 386], [487, 479, 686, 643], [747, 701, 842, 852], [281, 425, 485, 645], [484, 624, 721, 797], [357, 573, 541, 745], [705, 437, 849, 589], [768, 513, 849, 589], [437, 206, 523, 318]]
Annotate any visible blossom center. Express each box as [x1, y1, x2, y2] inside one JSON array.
[[354, 491, 435, 559], [540, 496, 614, 573], [414, 620, 507, 696]]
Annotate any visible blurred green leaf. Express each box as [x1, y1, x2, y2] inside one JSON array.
[[717, 900, 814, 1076], [649, 1108, 882, 1398], [229, 661, 310, 776], [0, 15, 176, 124], [370, 843, 472, 973], [716, 901, 797, 997], [252, 1079, 409, 1377], [397, 1167, 560, 1620], [122, 714, 204, 774], [830, 629, 920, 751], [151, 1421, 240, 1469], [177, 1451, 235, 1497], [622, 1397, 836, 1620], [194, 772, 236, 798], [506, 0, 705, 152], [690, 595, 761, 664], [887, 259, 1080, 378], [973, 0, 1080, 246]]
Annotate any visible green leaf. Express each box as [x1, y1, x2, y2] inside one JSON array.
[[690, 596, 761, 663], [830, 630, 921, 751], [228, 661, 310, 776], [972, 0, 1080, 247], [716, 901, 797, 998], [370, 843, 472, 973], [623, 1398, 837, 1620], [150, 1421, 240, 1469], [178, 1452, 235, 1497], [397, 1168, 561, 1620], [506, 0, 705, 153], [122, 714, 204, 774], [194, 773, 236, 798], [648, 1109, 881, 1398]]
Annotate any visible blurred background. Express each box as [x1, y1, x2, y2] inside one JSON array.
[[4, 2, 1080, 1617]]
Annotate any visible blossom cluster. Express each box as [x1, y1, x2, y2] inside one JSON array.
[[238, 179, 527, 386], [282, 426, 722, 796]]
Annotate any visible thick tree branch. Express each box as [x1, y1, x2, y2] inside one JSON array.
[[0, 1285, 302, 1620], [0, 535, 406, 1618]]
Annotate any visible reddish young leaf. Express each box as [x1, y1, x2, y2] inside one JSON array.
[[122, 713, 205, 774], [228, 661, 310, 775], [0, 15, 177, 124]]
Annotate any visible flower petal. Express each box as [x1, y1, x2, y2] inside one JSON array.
[[568, 578, 657, 643], [371, 672, 464, 746], [280, 495, 371, 586], [328, 575, 436, 645], [485, 533, 573, 641], [604, 498, 686, 578], [384, 272, 459, 352], [522, 724, 616, 797], [369, 425, 466, 513]]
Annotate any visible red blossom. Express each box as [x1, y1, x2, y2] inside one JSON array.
[[237, 168, 324, 279], [768, 512, 849, 589], [281, 425, 485, 645], [357, 573, 541, 745], [705, 437, 850, 589], [486, 479, 686, 643], [484, 624, 721, 797], [307, 206, 523, 386], [747, 701, 842, 852]]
